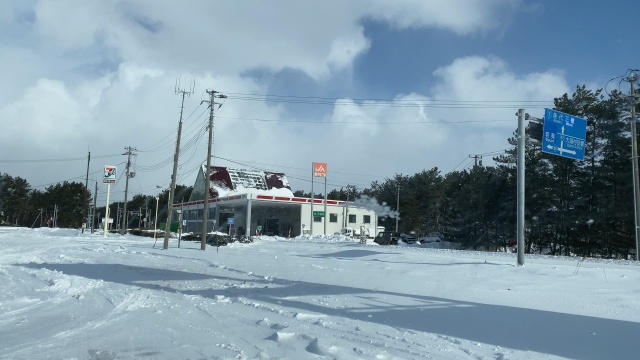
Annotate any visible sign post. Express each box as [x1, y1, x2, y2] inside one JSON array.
[[311, 162, 327, 236], [542, 108, 587, 160], [103, 166, 117, 238]]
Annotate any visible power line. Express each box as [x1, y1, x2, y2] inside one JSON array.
[[222, 91, 552, 109], [31, 162, 127, 189], [215, 115, 515, 124], [0, 153, 122, 163], [138, 106, 209, 153]]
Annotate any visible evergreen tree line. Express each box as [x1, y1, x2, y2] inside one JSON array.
[[297, 86, 638, 259], [1, 86, 637, 259], [0, 177, 90, 228], [0, 174, 192, 231]]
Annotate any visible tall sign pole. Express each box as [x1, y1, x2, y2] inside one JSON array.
[[104, 184, 111, 237], [324, 174, 327, 236], [516, 109, 526, 266], [312, 162, 327, 236], [103, 166, 117, 238], [626, 72, 640, 260]]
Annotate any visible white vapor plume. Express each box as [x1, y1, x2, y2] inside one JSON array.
[[353, 195, 399, 219]]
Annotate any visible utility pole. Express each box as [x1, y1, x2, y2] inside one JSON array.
[[624, 71, 640, 260], [120, 146, 137, 234], [164, 80, 195, 250], [83, 151, 90, 233], [469, 154, 482, 167], [201, 89, 226, 250]]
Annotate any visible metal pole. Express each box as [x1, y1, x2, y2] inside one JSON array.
[[517, 108, 526, 266], [629, 75, 640, 260], [153, 196, 159, 248], [178, 209, 183, 248], [311, 162, 314, 235], [344, 189, 347, 228], [324, 175, 327, 235], [83, 151, 90, 233], [91, 181, 97, 233], [395, 185, 399, 232], [104, 183, 111, 238]]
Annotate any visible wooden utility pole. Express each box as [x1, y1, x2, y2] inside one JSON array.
[[201, 89, 226, 250], [121, 146, 137, 234], [164, 80, 194, 250]]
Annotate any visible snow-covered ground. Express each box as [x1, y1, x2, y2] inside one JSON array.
[[1, 227, 639, 360]]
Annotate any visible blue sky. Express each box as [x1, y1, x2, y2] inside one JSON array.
[[0, 0, 638, 206]]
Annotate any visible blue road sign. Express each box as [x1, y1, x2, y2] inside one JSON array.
[[227, 217, 234, 225], [542, 108, 587, 160]]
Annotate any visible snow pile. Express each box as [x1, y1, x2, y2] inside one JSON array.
[[1, 226, 639, 359]]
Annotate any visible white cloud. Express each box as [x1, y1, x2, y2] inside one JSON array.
[[363, 0, 523, 34], [11, 0, 524, 83], [1, 0, 570, 197], [431, 56, 569, 125], [1, 79, 87, 151]]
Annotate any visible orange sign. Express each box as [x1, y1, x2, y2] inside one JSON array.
[[313, 162, 327, 177]]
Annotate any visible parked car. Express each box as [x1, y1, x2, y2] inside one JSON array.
[[419, 232, 443, 244], [341, 227, 372, 238], [374, 231, 401, 245], [400, 232, 417, 244]]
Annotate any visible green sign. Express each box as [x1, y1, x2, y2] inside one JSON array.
[[313, 211, 325, 217], [257, 225, 263, 231]]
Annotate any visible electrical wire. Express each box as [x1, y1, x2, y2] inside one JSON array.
[[0, 153, 122, 163], [31, 161, 126, 189], [215, 115, 515, 125], [221, 92, 552, 109], [138, 105, 208, 153]]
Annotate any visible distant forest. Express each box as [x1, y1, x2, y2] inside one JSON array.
[[1, 86, 638, 259]]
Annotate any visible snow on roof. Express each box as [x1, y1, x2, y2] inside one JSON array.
[[206, 166, 293, 199]]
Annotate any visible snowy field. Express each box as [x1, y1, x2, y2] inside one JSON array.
[[1, 227, 639, 360]]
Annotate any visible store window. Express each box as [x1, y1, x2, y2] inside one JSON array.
[[329, 213, 338, 223]]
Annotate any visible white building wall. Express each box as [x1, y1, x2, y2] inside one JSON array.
[[299, 202, 376, 236], [179, 195, 378, 238]]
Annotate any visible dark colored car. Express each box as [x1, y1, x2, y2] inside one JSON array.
[[374, 231, 401, 245], [400, 232, 417, 244]]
